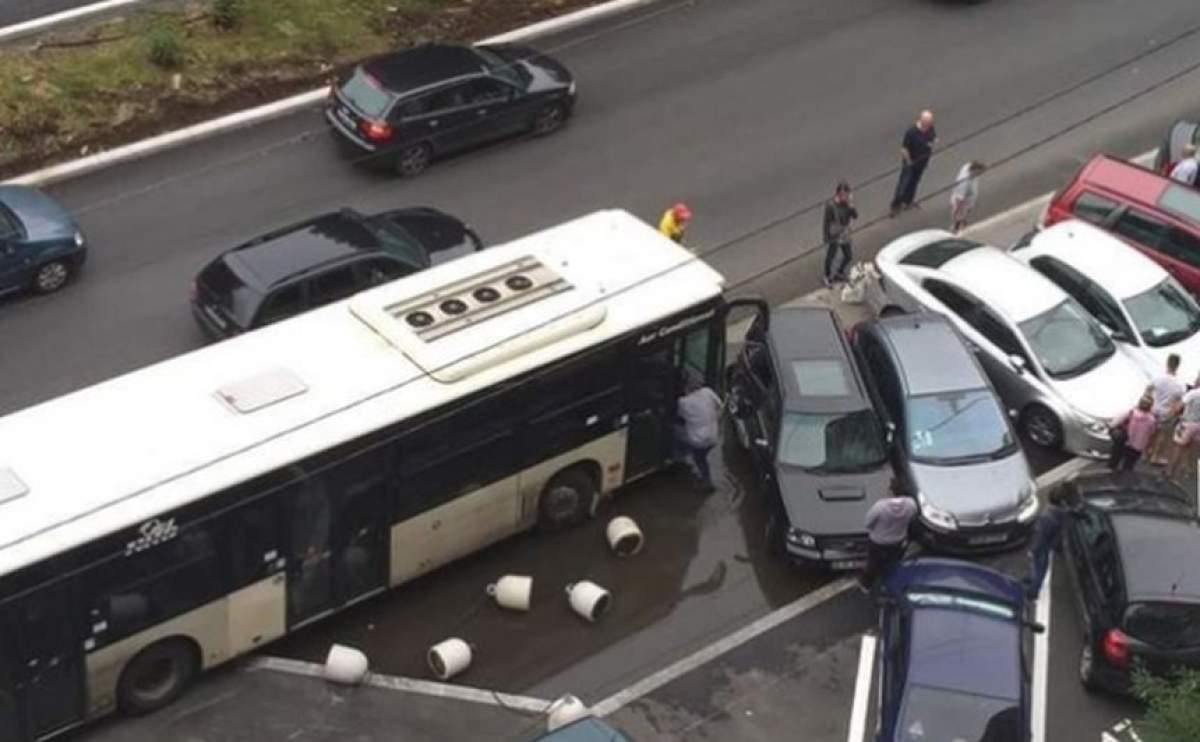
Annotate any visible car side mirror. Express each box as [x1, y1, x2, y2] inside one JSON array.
[[1008, 354, 1027, 374], [1024, 620, 1046, 634]]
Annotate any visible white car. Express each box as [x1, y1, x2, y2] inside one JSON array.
[[1010, 219, 1200, 382], [873, 230, 1150, 458]]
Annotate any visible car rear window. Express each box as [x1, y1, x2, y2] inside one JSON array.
[[340, 70, 394, 118], [1158, 184, 1200, 226], [791, 359, 851, 396], [899, 685, 1019, 742], [899, 238, 981, 268], [1124, 602, 1200, 649], [199, 259, 259, 324]]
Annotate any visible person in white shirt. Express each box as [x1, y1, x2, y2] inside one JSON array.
[[1167, 370, 1200, 479], [675, 370, 723, 492], [1169, 144, 1198, 187], [950, 160, 986, 234], [1147, 353, 1186, 464]]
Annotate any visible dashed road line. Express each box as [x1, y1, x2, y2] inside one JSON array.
[[846, 633, 877, 742]]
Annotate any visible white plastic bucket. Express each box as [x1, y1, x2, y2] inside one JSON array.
[[546, 694, 591, 731], [486, 574, 533, 611], [606, 516, 644, 557], [566, 581, 612, 622], [428, 638, 472, 680], [323, 644, 369, 685]]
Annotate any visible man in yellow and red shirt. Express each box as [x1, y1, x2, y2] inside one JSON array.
[[659, 202, 692, 244]]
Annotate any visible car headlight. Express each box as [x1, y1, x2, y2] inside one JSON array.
[[73, 230, 84, 247], [1083, 419, 1109, 436], [917, 491, 957, 530], [786, 528, 816, 548], [1017, 481, 1040, 522], [568, 80, 577, 96]]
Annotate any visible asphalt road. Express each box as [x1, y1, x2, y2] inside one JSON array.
[[5, 0, 1200, 740], [0, 0, 104, 27]]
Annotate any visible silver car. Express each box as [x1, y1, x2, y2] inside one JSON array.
[[873, 231, 1150, 458], [852, 313, 1039, 551]]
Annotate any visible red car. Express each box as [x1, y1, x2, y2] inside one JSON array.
[[1041, 153, 1200, 294]]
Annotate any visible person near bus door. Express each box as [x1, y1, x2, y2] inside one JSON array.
[[675, 369, 722, 493], [659, 202, 692, 244], [822, 181, 858, 287]]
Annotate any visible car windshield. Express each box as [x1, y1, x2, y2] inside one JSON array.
[[1018, 299, 1114, 378], [1123, 279, 1200, 347], [777, 409, 887, 473], [906, 389, 1015, 463], [365, 218, 431, 269], [1124, 602, 1200, 649], [898, 685, 1020, 742], [473, 47, 528, 88], [905, 591, 1015, 620], [340, 70, 394, 118]]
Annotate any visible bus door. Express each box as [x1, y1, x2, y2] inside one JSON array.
[[624, 337, 677, 481], [0, 606, 22, 742], [286, 457, 390, 627], [12, 585, 86, 740]]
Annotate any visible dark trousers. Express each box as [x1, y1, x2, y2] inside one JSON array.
[[891, 160, 928, 209], [824, 240, 852, 281], [860, 540, 905, 589], [674, 426, 714, 485], [1108, 442, 1142, 472], [1022, 542, 1054, 598]]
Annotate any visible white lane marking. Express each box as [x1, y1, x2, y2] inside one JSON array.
[[250, 655, 553, 713], [1035, 456, 1091, 489], [0, 0, 142, 41], [1032, 562, 1052, 742], [3, 0, 662, 188], [846, 633, 877, 742], [588, 578, 855, 717]]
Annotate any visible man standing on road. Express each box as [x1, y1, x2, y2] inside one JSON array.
[[1146, 353, 1185, 465], [1170, 144, 1199, 186], [822, 181, 859, 287], [889, 110, 938, 216], [1021, 488, 1081, 600], [859, 479, 918, 593], [675, 370, 722, 493]]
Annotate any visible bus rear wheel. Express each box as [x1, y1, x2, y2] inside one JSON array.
[[118, 638, 198, 715], [538, 468, 595, 531]]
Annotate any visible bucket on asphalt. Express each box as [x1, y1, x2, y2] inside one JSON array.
[[605, 516, 644, 557], [428, 638, 472, 680], [565, 580, 612, 622], [486, 574, 533, 611], [323, 644, 369, 685], [546, 694, 590, 731]]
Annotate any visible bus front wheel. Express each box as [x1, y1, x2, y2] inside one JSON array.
[[538, 468, 596, 531], [117, 637, 198, 715]]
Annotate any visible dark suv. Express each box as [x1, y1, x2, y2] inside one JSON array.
[[326, 42, 576, 176], [191, 207, 482, 339], [726, 305, 893, 570], [1057, 472, 1200, 695]]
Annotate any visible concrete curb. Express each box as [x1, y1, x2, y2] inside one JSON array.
[[3, 0, 661, 188]]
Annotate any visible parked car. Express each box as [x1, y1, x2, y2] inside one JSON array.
[[851, 313, 1037, 552], [1153, 118, 1200, 175], [726, 305, 892, 570], [876, 558, 1035, 742], [873, 232, 1149, 458], [1041, 153, 1200, 295], [1055, 472, 1200, 695], [533, 716, 634, 741], [326, 42, 576, 177], [191, 207, 482, 339], [1011, 219, 1200, 380], [0, 184, 87, 297]]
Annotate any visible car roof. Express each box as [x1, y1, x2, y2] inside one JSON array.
[[873, 313, 986, 396], [226, 210, 381, 289], [1111, 513, 1200, 601], [362, 43, 486, 93], [1077, 153, 1169, 206], [768, 305, 868, 413], [905, 603, 1021, 700], [1026, 220, 1164, 299], [939, 245, 1065, 322]]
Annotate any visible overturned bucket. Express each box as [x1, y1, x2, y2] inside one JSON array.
[[546, 694, 590, 731], [606, 516, 644, 557], [486, 574, 533, 612], [566, 580, 612, 622], [428, 638, 472, 680], [323, 644, 369, 685]]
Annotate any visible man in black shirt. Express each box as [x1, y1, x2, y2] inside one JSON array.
[[822, 181, 858, 286], [889, 110, 938, 216]]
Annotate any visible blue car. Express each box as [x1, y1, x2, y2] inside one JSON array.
[[876, 558, 1036, 742], [0, 185, 87, 296]]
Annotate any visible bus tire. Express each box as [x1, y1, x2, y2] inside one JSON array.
[[538, 467, 596, 532], [117, 637, 199, 715]]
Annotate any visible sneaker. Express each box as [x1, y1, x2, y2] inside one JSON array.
[[822, 276, 833, 288]]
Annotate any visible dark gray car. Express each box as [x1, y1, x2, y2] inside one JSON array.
[[727, 305, 893, 571], [851, 313, 1039, 553]]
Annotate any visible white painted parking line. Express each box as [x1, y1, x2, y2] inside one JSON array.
[[1032, 563, 1052, 742], [846, 633, 877, 742], [588, 578, 855, 717], [0, 0, 142, 42], [250, 655, 553, 713]]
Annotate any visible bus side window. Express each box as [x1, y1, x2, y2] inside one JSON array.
[[680, 325, 713, 384], [229, 496, 283, 586]]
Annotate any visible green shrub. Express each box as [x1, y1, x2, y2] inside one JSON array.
[[146, 22, 185, 69], [212, 0, 245, 31], [1132, 667, 1200, 742]]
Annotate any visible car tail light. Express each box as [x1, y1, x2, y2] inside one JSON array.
[[1102, 628, 1131, 668], [359, 119, 393, 142]]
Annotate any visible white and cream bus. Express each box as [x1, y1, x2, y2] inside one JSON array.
[[0, 210, 765, 740]]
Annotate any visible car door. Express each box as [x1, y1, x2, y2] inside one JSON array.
[[461, 78, 527, 142], [1107, 206, 1179, 277], [411, 83, 478, 153], [308, 264, 362, 309], [252, 283, 306, 328]]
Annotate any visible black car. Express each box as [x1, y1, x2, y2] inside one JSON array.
[[325, 42, 576, 176], [191, 207, 482, 339], [726, 305, 893, 570], [1057, 472, 1200, 694]]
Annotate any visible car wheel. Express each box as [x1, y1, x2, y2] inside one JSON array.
[[1021, 404, 1063, 449], [537, 467, 595, 532], [395, 143, 432, 178], [118, 638, 198, 715], [531, 103, 567, 136], [879, 305, 906, 318], [1079, 643, 1103, 693], [32, 260, 70, 294]]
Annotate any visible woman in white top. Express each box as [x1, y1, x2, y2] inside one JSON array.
[[950, 160, 987, 234]]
